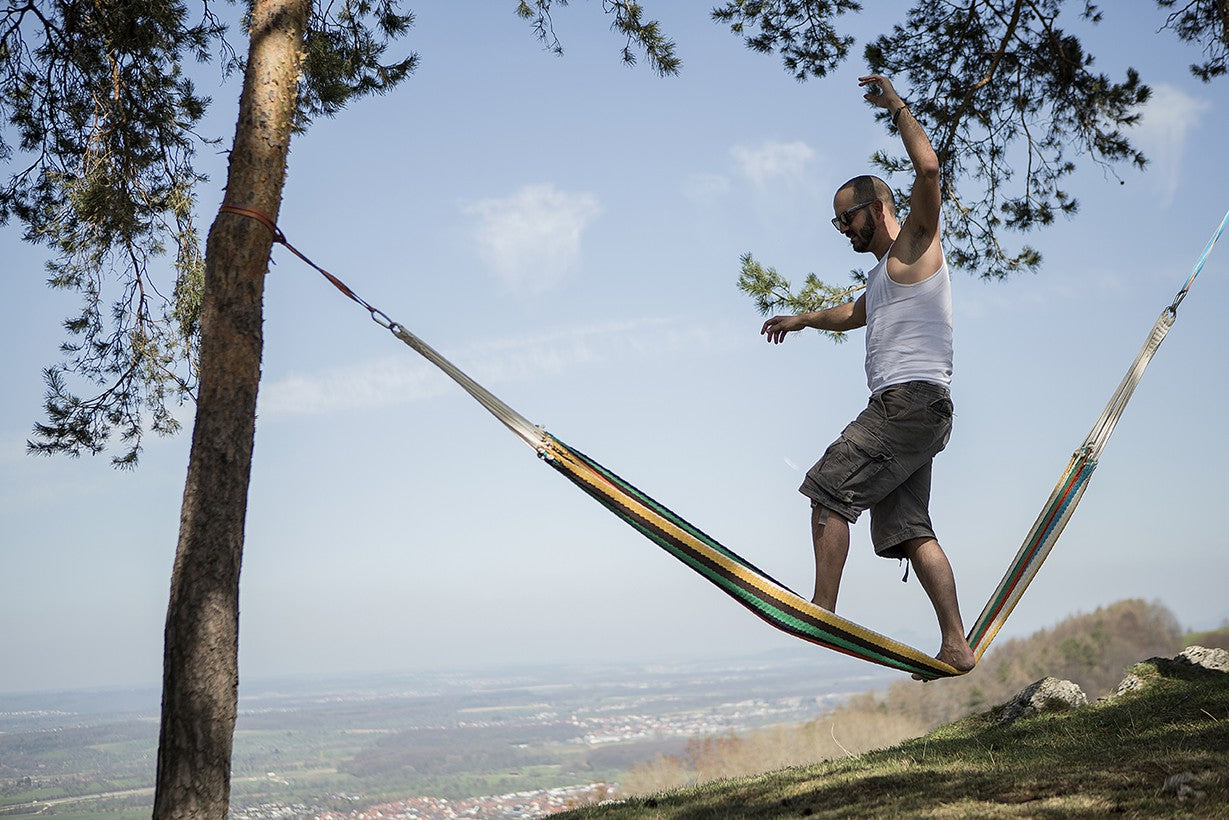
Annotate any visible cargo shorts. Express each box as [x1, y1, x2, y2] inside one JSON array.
[[799, 381, 953, 559]]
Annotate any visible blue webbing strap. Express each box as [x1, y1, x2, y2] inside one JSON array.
[[1170, 209, 1229, 312]]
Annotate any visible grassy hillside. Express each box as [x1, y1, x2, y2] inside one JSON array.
[[619, 599, 1185, 794], [562, 653, 1229, 818]]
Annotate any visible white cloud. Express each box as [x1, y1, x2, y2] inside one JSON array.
[[1130, 83, 1209, 204], [259, 357, 452, 418], [259, 318, 725, 418], [730, 141, 815, 188], [464, 183, 601, 293], [682, 172, 731, 205]]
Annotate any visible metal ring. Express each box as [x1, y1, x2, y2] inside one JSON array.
[[370, 308, 395, 329]]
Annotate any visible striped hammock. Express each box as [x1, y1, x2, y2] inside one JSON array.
[[227, 204, 1227, 680]]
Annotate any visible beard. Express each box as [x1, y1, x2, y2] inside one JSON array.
[[850, 218, 876, 253]]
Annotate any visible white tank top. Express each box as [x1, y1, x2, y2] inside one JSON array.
[[863, 250, 953, 395]]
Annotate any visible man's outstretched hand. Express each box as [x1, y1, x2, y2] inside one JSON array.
[[761, 314, 804, 344]]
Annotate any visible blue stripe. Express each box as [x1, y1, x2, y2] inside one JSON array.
[[1175, 208, 1229, 303]]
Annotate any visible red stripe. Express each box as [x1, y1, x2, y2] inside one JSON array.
[[975, 456, 1090, 641]]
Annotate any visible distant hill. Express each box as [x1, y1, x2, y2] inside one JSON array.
[[563, 645, 1229, 818], [1185, 626, 1229, 651]]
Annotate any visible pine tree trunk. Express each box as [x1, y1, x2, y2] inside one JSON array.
[[153, 1, 309, 816], [1220, 0, 1229, 55]]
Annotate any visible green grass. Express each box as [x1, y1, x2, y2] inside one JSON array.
[[563, 660, 1229, 818], [1, 787, 66, 804], [0, 782, 143, 808]]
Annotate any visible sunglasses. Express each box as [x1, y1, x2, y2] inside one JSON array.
[[831, 200, 875, 230]]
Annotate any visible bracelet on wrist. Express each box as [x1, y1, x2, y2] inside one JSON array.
[[892, 104, 909, 126]]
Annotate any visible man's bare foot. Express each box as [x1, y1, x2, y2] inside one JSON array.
[[913, 640, 976, 680], [937, 640, 976, 673]]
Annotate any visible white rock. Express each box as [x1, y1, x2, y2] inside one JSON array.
[[996, 677, 1087, 724]]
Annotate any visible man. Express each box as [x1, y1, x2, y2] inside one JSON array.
[[760, 75, 976, 673]]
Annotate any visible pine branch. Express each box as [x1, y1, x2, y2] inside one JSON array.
[[736, 252, 865, 344]]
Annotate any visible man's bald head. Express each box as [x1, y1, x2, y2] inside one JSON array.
[[835, 175, 896, 219]]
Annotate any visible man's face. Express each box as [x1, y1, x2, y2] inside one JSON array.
[[832, 193, 877, 254]]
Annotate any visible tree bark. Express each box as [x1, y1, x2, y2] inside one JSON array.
[[153, 1, 308, 816], [1220, 0, 1229, 56]]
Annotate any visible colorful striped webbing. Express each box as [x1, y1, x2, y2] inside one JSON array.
[[966, 450, 1097, 659], [539, 434, 964, 680], [245, 201, 1227, 680]]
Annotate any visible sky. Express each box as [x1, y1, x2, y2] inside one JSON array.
[[2, 2, 1227, 695]]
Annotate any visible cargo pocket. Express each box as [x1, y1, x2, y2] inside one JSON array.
[[816, 423, 894, 506], [928, 396, 954, 450], [928, 396, 954, 420]]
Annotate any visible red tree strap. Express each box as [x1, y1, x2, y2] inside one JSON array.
[[218, 203, 397, 328]]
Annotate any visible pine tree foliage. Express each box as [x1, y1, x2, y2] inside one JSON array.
[[2, 0, 220, 467], [1157, 0, 1229, 81], [736, 252, 864, 342], [711, 0, 862, 81], [7, 2, 1227, 462], [4, 1, 684, 467], [517, 0, 681, 76], [723, 1, 1225, 315], [3, 0, 416, 466], [865, 0, 1149, 279], [298, 1, 419, 124]]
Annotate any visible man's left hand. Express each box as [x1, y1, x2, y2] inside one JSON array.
[[859, 74, 903, 113]]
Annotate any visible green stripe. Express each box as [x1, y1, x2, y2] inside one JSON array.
[[617, 502, 937, 676], [968, 458, 1094, 648], [572, 444, 747, 562], [548, 454, 945, 678], [970, 465, 1080, 644], [555, 436, 795, 590]]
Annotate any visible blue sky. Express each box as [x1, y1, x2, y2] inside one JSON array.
[[2, 2, 1226, 694]]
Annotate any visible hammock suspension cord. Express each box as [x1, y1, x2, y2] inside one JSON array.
[[220, 205, 546, 453], [219, 203, 1229, 679]]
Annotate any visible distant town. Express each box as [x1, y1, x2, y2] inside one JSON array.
[[238, 783, 616, 819]]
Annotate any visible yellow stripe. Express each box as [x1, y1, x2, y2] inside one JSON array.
[[546, 440, 960, 677], [972, 473, 1092, 661], [968, 453, 1091, 661]]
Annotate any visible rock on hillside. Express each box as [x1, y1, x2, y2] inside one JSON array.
[[993, 645, 1229, 726], [995, 676, 1088, 724], [1115, 644, 1229, 695]]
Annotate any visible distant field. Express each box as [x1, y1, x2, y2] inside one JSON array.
[[0, 650, 884, 817]]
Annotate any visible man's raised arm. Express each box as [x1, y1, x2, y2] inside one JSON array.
[[859, 74, 942, 260]]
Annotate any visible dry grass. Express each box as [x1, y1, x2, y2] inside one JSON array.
[[620, 705, 929, 795]]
